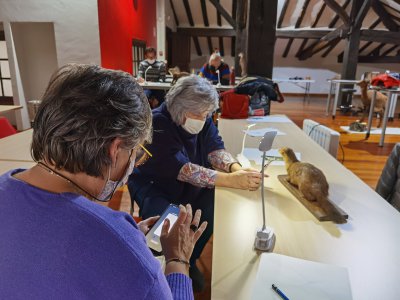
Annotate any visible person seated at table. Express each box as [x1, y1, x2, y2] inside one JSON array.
[[376, 143, 400, 211], [199, 52, 230, 85], [0, 63, 207, 299], [137, 47, 166, 108], [128, 75, 262, 292]]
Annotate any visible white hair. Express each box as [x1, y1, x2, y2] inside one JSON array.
[[209, 52, 222, 64], [165, 75, 219, 125]]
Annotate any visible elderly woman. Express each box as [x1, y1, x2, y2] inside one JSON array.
[[129, 75, 262, 291], [0, 64, 207, 299]]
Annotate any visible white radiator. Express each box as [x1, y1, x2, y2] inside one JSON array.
[[303, 119, 340, 158]]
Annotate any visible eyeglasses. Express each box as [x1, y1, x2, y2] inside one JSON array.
[[135, 144, 153, 167]]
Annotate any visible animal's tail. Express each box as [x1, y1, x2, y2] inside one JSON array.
[[319, 198, 347, 224]]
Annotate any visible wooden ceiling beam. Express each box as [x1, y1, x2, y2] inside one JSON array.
[[354, 0, 372, 28], [321, 39, 341, 57], [207, 37, 213, 55], [276, 29, 333, 39], [200, 0, 209, 27], [366, 43, 386, 56], [328, 0, 350, 28], [230, 0, 236, 57], [295, 0, 311, 28], [183, 0, 194, 26], [371, 0, 399, 31], [177, 28, 236, 37], [169, 0, 179, 27], [277, 0, 289, 28], [282, 39, 293, 58], [312, 3, 326, 27], [381, 44, 399, 56], [361, 30, 400, 44], [219, 37, 224, 56], [323, 0, 351, 26], [208, 0, 236, 28], [216, 0, 222, 26]]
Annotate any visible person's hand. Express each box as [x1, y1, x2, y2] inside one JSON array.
[[160, 204, 207, 266], [137, 77, 145, 83], [137, 216, 160, 235], [228, 169, 262, 191]]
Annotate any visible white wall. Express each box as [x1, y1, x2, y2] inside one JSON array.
[[0, 0, 100, 66], [0, 0, 100, 129], [12, 22, 58, 101]]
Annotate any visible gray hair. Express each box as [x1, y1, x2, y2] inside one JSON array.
[[165, 75, 219, 125], [31, 63, 152, 177]]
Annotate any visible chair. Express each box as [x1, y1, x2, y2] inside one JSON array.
[[303, 119, 340, 158], [0, 117, 17, 138]]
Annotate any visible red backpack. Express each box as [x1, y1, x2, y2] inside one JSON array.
[[220, 90, 249, 119]]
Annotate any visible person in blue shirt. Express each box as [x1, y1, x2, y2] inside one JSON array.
[[128, 75, 262, 292], [0, 64, 207, 300], [199, 52, 230, 85]]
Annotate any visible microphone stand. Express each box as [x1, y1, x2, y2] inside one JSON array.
[[254, 131, 277, 252], [144, 66, 152, 85], [216, 69, 221, 87], [236, 123, 256, 169]]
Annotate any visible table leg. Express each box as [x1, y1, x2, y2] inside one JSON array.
[[379, 91, 393, 147], [389, 94, 397, 121], [332, 82, 341, 119], [326, 81, 334, 116], [365, 90, 377, 140], [307, 82, 311, 104]]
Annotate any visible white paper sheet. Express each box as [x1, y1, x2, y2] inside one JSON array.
[[247, 116, 292, 123], [251, 253, 352, 300], [242, 148, 301, 166], [243, 128, 286, 137]]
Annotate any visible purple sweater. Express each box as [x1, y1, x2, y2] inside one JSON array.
[[0, 169, 193, 300]]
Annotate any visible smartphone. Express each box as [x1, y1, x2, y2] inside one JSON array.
[[146, 204, 180, 252]]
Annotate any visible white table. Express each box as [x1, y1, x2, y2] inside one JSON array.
[[272, 78, 315, 102], [139, 81, 234, 92], [365, 88, 400, 146], [0, 129, 33, 162], [326, 79, 360, 118], [0, 105, 22, 114], [211, 118, 400, 300]]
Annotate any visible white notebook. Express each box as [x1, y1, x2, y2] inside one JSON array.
[[251, 253, 352, 300]]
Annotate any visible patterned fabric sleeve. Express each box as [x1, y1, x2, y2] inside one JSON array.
[[177, 163, 217, 188], [208, 149, 237, 173]]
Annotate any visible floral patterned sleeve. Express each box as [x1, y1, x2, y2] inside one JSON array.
[[208, 149, 237, 173], [177, 163, 217, 188]]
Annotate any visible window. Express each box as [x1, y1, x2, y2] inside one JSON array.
[[0, 36, 13, 98], [132, 39, 146, 77]]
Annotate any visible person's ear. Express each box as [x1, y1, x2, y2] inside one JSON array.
[[108, 138, 124, 168]]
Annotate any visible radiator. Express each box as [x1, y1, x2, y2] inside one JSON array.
[[302, 119, 340, 158]]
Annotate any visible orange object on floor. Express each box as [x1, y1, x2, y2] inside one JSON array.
[[0, 117, 17, 138]]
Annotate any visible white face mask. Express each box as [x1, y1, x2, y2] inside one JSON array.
[[182, 117, 206, 135], [146, 59, 156, 64], [97, 152, 135, 202]]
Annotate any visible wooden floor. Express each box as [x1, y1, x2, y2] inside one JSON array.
[[107, 95, 400, 300]]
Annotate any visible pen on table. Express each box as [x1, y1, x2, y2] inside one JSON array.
[[272, 284, 290, 300]]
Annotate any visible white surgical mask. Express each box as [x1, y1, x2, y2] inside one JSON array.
[[146, 59, 156, 64], [182, 117, 206, 135], [97, 152, 135, 202]]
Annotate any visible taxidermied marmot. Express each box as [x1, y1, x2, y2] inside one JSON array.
[[279, 147, 347, 224]]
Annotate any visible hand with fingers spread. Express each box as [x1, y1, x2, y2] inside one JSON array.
[[137, 216, 160, 235], [160, 204, 207, 276]]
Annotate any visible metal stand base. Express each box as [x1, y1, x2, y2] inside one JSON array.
[[254, 227, 276, 252]]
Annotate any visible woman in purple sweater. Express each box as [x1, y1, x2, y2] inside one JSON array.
[[0, 64, 206, 299]]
